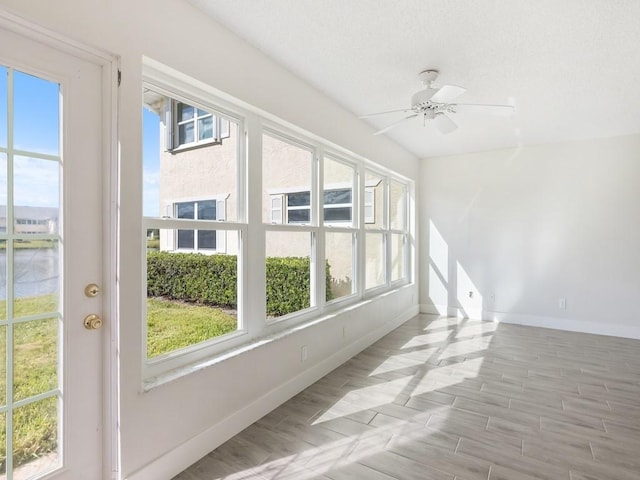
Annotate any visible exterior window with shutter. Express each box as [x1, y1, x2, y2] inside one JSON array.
[[169, 101, 231, 150], [174, 199, 226, 253]]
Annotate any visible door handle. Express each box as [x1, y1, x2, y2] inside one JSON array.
[[83, 314, 103, 330]]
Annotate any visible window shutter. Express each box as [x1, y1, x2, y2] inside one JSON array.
[[364, 188, 375, 224], [165, 100, 174, 151], [216, 199, 226, 221], [270, 195, 283, 224]]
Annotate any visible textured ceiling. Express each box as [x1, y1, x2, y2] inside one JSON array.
[[188, 0, 640, 158]]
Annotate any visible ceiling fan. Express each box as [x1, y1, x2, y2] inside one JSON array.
[[360, 70, 515, 135]]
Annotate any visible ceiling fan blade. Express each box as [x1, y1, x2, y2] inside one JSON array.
[[359, 108, 413, 119], [430, 85, 466, 103], [454, 103, 515, 116], [373, 114, 418, 135], [433, 113, 458, 134]]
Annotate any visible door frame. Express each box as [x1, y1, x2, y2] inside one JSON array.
[[0, 8, 120, 479]]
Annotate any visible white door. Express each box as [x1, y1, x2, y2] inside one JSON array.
[[0, 23, 107, 480]]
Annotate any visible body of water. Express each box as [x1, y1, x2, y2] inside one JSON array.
[[0, 248, 59, 300]]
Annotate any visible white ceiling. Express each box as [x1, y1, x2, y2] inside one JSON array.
[[188, 0, 640, 159]]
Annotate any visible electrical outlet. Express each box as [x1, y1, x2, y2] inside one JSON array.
[[490, 293, 496, 302], [468, 291, 474, 299], [558, 298, 566, 309], [301, 345, 308, 362]]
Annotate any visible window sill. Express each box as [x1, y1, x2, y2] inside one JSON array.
[[142, 283, 412, 392]]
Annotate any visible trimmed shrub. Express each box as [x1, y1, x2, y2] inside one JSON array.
[[147, 251, 333, 316]]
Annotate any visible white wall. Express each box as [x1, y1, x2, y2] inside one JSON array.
[[420, 134, 640, 338], [0, 1, 419, 478]]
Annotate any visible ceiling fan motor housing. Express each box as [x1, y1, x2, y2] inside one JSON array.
[[411, 88, 437, 110]]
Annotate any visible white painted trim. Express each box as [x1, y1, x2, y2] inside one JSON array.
[[485, 311, 640, 340], [124, 305, 419, 480]]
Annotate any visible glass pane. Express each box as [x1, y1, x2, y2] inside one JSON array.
[[146, 229, 240, 358], [13, 156, 59, 235], [390, 180, 407, 231], [176, 202, 194, 219], [266, 230, 312, 319], [263, 133, 313, 223], [13, 318, 57, 402], [365, 171, 384, 229], [143, 89, 240, 223], [0, 66, 6, 148], [287, 209, 310, 223], [0, 240, 5, 321], [326, 232, 354, 301], [324, 188, 351, 205], [391, 234, 406, 282], [0, 325, 5, 407], [13, 396, 59, 475], [178, 122, 194, 145], [365, 233, 385, 289], [324, 207, 351, 222], [198, 116, 213, 141], [0, 153, 6, 213], [177, 103, 194, 122], [197, 200, 216, 220], [196, 108, 209, 118], [13, 71, 59, 156], [0, 411, 5, 476], [13, 240, 59, 317], [287, 192, 310, 207], [197, 230, 216, 250], [142, 104, 161, 217], [177, 230, 194, 249]]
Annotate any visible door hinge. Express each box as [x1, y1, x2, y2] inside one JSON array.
[[117, 69, 121, 87]]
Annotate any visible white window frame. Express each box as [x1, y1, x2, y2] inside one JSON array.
[[141, 60, 414, 385]]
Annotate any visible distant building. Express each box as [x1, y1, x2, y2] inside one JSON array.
[[0, 206, 59, 235]]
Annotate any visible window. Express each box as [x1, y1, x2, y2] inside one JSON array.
[[142, 84, 242, 368], [141, 66, 412, 378], [172, 101, 230, 150], [270, 188, 353, 224], [175, 199, 225, 251]]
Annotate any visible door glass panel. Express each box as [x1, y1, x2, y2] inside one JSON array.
[[0, 412, 5, 476], [2, 67, 63, 479], [13, 318, 58, 402], [0, 66, 6, 148], [13, 240, 59, 317], [13, 156, 59, 235], [12, 396, 59, 476], [13, 71, 59, 156], [0, 325, 5, 407]]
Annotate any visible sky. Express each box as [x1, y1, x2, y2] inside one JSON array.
[[1, 65, 161, 216]]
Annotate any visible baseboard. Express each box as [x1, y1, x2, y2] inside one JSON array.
[[125, 305, 418, 480], [486, 311, 640, 340], [420, 304, 479, 319]]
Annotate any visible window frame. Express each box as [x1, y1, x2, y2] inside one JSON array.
[[141, 61, 413, 384]]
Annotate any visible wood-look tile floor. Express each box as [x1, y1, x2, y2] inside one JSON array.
[[174, 315, 640, 480]]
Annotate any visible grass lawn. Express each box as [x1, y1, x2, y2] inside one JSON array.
[[146, 297, 237, 358]]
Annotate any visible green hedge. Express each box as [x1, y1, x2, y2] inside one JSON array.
[[147, 251, 333, 317]]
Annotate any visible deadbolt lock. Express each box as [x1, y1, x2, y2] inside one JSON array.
[[84, 283, 100, 297], [83, 314, 103, 330]]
